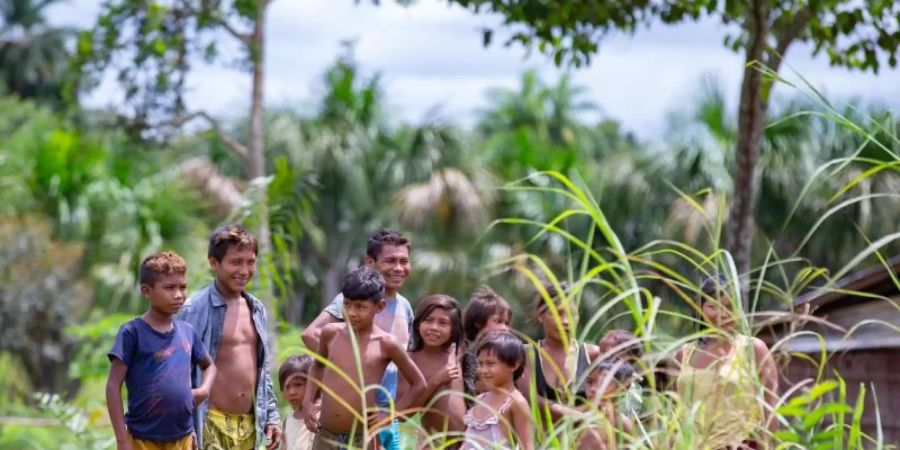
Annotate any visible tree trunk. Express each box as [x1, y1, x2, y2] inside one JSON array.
[[247, 3, 277, 342], [728, 0, 768, 305]]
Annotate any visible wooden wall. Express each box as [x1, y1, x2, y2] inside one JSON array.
[[782, 349, 900, 445]]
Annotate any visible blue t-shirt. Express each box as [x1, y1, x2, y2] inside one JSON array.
[[108, 318, 208, 441], [324, 293, 414, 407]]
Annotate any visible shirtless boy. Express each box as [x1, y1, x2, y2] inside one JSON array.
[[178, 224, 282, 449], [303, 267, 426, 450]]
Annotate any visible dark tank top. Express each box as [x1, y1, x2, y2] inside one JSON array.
[[532, 342, 589, 403]]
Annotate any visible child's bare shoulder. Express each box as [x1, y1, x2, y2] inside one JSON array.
[[510, 389, 529, 410], [321, 322, 346, 338], [373, 330, 401, 349]]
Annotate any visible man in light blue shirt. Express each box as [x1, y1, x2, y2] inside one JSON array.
[[302, 230, 414, 450]]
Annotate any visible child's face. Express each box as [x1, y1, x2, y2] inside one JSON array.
[[367, 245, 411, 294], [701, 292, 735, 328], [539, 304, 576, 342], [585, 370, 622, 401], [282, 373, 307, 411], [343, 298, 385, 331], [476, 349, 517, 388], [419, 307, 453, 348], [479, 311, 510, 337], [208, 245, 256, 294], [141, 273, 187, 316]]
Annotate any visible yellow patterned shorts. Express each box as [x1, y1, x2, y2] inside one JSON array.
[[132, 434, 194, 450], [203, 409, 256, 450]]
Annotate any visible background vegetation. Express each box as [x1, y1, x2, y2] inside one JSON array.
[[1, 0, 898, 448]]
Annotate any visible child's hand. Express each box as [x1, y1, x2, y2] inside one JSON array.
[[302, 401, 320, 433], [436, 343, 461, 385], [366, 409, 384, 430], [191, 387, 209, 406]]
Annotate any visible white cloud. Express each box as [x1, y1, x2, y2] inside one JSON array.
[[48, 0, 900, 139]]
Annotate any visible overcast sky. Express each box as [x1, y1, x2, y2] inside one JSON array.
[[49, 0, 900, 139]]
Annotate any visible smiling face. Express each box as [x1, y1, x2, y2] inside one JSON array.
[[209, 245, 256, 296], [419, 307, 454, 349], [584, 369, 622, 401], [366, 245, 411, 295], [476, 349, 517, 389], [141, 272, 188, 316], [282, 373, 307, 411]]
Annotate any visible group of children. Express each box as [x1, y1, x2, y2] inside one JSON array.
[[107, 226, 643, 450], [287, 274, 643, 449]]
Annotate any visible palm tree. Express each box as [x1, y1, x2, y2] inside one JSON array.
[[0, 0, 72, 104]]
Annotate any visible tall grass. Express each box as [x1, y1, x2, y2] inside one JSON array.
[[281, 78, 899, 449]]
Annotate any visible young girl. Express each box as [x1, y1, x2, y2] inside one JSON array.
[[398, 294, 467, 446], [598, 329, 644, 419], [673, 275, 777, 449], [579, 358, 637, 450], [461, 286, 512, 400], [462, 332, 533, 450], [279, 354, 315, 450]]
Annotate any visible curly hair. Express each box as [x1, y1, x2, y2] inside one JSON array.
[[139, 251, 187, 286]]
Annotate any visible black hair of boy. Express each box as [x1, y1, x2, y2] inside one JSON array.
[[410, 294, 463, 352], [366, 229, 410, 260], [463, 286, 511, 342], [530, 280, 571, 313], [593, 358, 636, 382], [476, 331, 525, 381], [208, 223, 258, 262], [342, 266, 385, 302], [699, 273, 731, 303], [278, 355, 313, 392]]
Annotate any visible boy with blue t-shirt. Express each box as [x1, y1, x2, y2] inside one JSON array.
[[106, 252, 217, 450], [302, 230, 414, 450]]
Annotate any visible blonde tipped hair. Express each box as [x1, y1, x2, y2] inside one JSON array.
[[139, 251, 187, 286]]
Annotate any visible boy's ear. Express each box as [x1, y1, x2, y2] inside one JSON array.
[[363, 255, 376, 267], [375, 299, 386, 313], [207, 256, 220, 270], [140, 283, 151, 298]]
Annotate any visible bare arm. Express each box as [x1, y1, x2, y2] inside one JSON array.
[[388, 338, 426, 416], [192, 355, 216, 405], [509, 395, 534, 450], [106, 358, 132, 450], [515, 346, 580, 421], [444, 376, 467, 432], [301, 310, 340, 355], [753, 337, 779, 432], [410, 346, 461, 410], [302, 324, 336, 432]]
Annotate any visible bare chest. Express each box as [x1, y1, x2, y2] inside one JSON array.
[[412, 353, 446, 379], [329, 336, 389, 381], [221, 302, 258, 348]]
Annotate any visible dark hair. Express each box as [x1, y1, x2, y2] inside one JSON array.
[[600, 329, 643, 359], [463, 285, 511, 342], [410, 294, 463, 352], [278, 355, 313, 391], [139, 251, 187, 286], [591, 357, 635, 382], [699, 273, 732, 302], [366, 229, 410, 260], [208, 224, 258, 262], [531, 280, 571, 314], [476, 331, 526, 381], [342, 266, 385, 302]]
